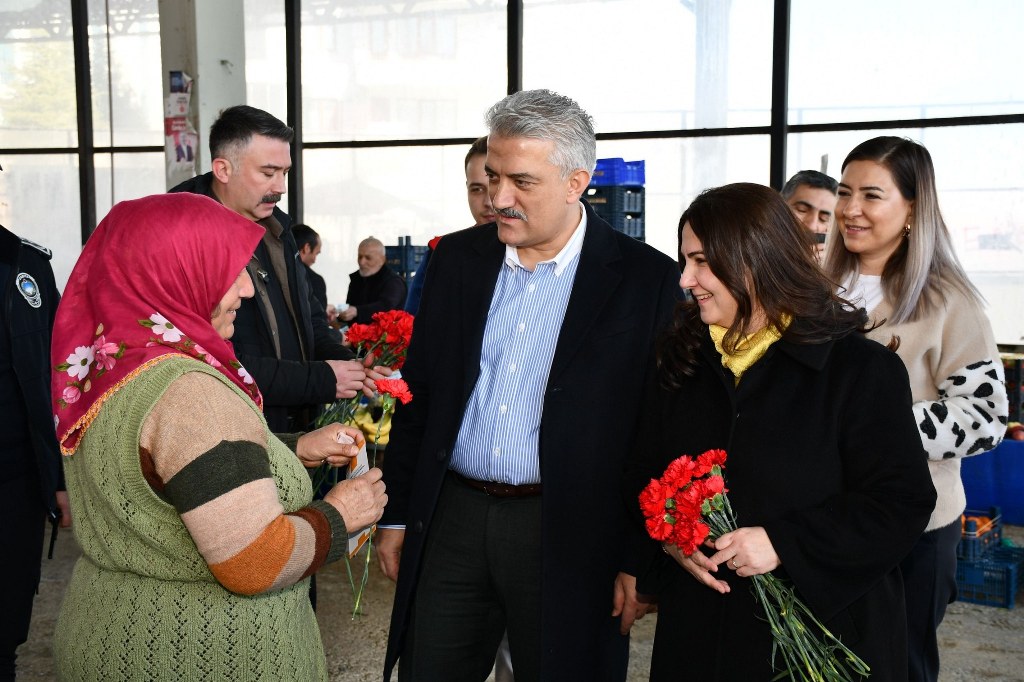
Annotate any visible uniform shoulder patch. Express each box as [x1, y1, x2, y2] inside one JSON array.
[[20, 237, 53, 259]]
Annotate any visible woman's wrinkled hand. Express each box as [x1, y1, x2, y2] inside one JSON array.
[[295, 423, 365, 468], [324, 467, 387, 533]]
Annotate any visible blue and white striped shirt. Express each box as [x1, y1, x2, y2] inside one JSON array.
[[449, 207, 587, 485]]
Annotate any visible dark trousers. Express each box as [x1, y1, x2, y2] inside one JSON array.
[[400, 473, 542, 682], [0, 473, 45, 682], [901, 519, 960, 682]]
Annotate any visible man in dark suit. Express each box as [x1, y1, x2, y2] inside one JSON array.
[[377, 89, 679, 681]]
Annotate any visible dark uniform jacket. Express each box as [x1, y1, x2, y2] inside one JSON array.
[[169, 173, 352, 431], [381, 204, 680, 681], [0, 225, 62, 521]]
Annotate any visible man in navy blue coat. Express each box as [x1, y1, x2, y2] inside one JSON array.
[[377, 90, 679, 681]]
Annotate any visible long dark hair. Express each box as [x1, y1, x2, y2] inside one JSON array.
[[658, 183, 869, 387]]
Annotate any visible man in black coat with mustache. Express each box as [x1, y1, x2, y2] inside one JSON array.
[[170, 105, 368, 433]]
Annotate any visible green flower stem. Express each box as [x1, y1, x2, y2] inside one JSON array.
[[347, 534, 374, 618], [344, 402, 393, 618], [703, 497, 869, 682]]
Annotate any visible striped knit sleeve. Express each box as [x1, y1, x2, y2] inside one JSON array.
[[139, 371, 347, 595]]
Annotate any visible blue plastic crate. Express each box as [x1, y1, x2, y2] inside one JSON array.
[[597, 213, 644, 241], [585, 186, 645, 214], [957, 508, 1003, 561], [962, 440, 1024, 524], [955, 545, 1024, 609], [385, 237, 429, 280], [590, 158, 645, 187]]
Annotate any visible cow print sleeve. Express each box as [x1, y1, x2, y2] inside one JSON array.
[[914, 357, 1008, 461]]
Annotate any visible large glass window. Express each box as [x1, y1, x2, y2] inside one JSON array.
[[595, 136, 771, 257], [0, 2, 78, 148], [0, 154, 81, 290], [94, 152, 167, 219], [89, 0, 164, 147], [524, 0, 774, 132], [789, 0, 1024, 125], [5, 0, 1023, 311], [244, 0, 288, 122], [298, 0, 506, 141], [302, 145, 473, 304]]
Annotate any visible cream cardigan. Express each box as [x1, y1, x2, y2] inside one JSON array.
[[865, 286, 1007, 531]]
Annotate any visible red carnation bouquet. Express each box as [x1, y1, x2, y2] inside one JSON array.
[[640, 450, 870, 682], [315, 309, 414, 617], [315, 309, 415, 445], [343, 309, 413, 370]]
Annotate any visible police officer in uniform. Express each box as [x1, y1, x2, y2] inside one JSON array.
[[0, 190, 72, 680]]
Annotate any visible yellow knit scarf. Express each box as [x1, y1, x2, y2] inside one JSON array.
[[709, 316, 790, 384]]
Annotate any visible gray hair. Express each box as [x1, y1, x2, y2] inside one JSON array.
[[484, 89, 596, 179], [359, 236, 385, 255]]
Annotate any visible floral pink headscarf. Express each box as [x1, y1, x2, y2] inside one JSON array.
[[51, 193, 265, 454]]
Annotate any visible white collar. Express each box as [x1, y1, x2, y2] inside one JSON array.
[[503, 202, 587, 276]]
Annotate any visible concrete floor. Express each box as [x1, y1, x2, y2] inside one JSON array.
[[16, 527, 1024, 681]]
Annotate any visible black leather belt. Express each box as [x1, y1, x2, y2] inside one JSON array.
[[451, 471, 542, 498]]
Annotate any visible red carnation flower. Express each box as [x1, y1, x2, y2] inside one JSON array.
[[702, 474, 726, 496], [639, 478, 675, 518], [663, 455, 698, 488], [376, 377, 413, 404], [695, 448, 727, 476], [345, 322, 379, 348], [670, 518, 710, 556], [645, 512, 677, 541]]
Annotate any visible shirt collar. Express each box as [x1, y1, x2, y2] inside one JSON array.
[[503, 201, 587, 276]]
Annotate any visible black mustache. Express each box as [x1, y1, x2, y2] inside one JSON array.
[[260, 193, 282, 204]]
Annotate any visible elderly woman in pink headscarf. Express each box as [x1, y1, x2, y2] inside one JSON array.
[[50, 193, 386, 681]]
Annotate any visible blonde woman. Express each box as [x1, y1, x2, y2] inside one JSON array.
[[825, 136, 1008, 682]]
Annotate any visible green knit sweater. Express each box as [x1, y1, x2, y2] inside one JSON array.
[[54, 357, 328, 681]]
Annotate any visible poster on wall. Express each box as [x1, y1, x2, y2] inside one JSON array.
[[164, 71, 197, 177]]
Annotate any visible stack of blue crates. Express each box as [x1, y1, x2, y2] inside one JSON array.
[[586, 158, 645, 241], [955, 508, 1024, 608], [386, 236, 429, 280]]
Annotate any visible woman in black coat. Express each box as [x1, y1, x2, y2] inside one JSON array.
[[624, 183, 936, 681]]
